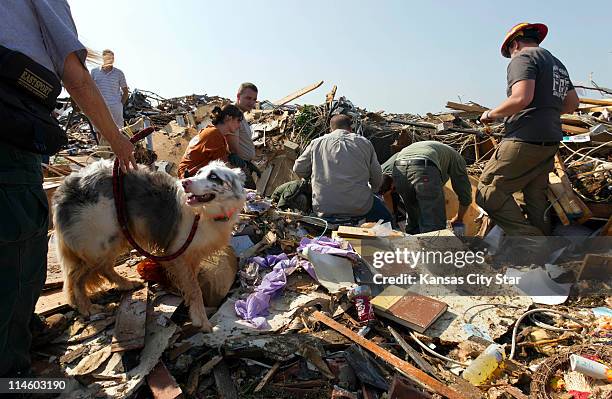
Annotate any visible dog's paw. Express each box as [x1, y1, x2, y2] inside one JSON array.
[[117, 278, 144, 291], [190, 311, 212, 332], [79, 303, 104, 317]]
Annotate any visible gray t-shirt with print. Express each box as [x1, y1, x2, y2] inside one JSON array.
[[504, 47, 573, 142]]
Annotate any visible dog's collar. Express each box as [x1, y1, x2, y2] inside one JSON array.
[[211, 207, 239, 222]]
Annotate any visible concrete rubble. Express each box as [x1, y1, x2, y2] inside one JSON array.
[[34, 85, 612, 398]]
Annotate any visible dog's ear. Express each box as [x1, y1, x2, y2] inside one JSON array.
[[229, 167, 246, 197]]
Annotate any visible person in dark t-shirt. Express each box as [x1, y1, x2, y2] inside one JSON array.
[[476, 22, 579, 236]]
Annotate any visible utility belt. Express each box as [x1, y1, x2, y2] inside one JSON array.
[[0, 45, 67, 155]]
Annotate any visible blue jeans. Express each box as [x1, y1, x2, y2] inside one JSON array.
[[363, 196, 392, 224]]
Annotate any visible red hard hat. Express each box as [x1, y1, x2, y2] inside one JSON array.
[[501, 22, 548, 58]]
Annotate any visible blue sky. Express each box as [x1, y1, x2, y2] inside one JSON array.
[[69, 0, 611, 114]]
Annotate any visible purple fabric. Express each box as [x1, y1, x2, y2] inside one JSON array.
[[235, 256, 298, 329], [249, 253, 290, 269], [298, 237, 359, 261]]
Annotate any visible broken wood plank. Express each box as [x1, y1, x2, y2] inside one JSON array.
[[577, 254, 612, 281], [388, 326, 437, 377], [273, 80, 324, 106], [577, 105, 612, 113], [147, 361, 183, 399], [562, 124, 590, 135], [548, 173, 583, 218], [553, 156, 593, 223], [213, 360, 238, 399], [546, 190, 571, 226], [579, 97, 612, 106], [311, 311, 463, 399], [111, 286, 148, 352], [35, 288, 69, 316], [337, 226, 377, 239], [253, 361, 280, 393], [445, 101, 488, 113]]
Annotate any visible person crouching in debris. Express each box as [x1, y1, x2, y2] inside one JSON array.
[[293, 114, 392, 223], [477, 22, 579, 236], [380, 141, 472, 234], [178, 104, 243, 178]]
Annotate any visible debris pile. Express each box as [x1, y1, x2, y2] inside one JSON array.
[[36, 84, 611, 398]]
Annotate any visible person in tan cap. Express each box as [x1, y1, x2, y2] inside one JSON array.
[[477, 23, 579, 236]]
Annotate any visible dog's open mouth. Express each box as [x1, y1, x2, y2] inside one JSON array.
[[186, 193, 216, 205]]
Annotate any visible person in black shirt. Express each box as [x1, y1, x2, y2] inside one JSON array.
[[477, 22, 579, 236]]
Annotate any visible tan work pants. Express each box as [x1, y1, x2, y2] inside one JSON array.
[[476, 140, 558, 236]]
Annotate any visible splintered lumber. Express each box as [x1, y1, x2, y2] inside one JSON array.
[[579, 97, 612, 106], [35, 288, 70, 316], [147, 361, 183, 399], [562, 124, 590, 135], [546, 189, 571, 226], [387, 326, 437, 377], [554, 155, 593, 223], [273, 80, 324, 106], [445, 101, 488, 113], [577, 105, 612, 113], [254, 361, 280, 393], [111, 286, 148, 352], [548, 172, 583, 219], [577, 254, 612, 280], [311, 311, 463, 399]]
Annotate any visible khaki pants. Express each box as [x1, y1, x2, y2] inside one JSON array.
[[476, 140, 558, 236]]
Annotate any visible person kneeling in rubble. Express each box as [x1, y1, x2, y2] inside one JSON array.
[[292, 114, 392, 223], [178, 104, 243, 178]]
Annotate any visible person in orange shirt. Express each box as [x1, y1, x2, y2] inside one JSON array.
[[178, 104, 243, 178]]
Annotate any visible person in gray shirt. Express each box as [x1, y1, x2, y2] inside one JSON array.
[[0, 0, 136, 378], [478, 22, 579, 236], [293, 115, 391, 223]]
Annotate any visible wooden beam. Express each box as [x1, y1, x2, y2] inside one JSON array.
[[445, 101, 488, 113], [579, 97, 612, 106], [554, 155, 593, 223], [577, 254, 612, 280], [546, 189, 571, 226], [548, 173, 583, 219], [562, 124, 590, 135], [577, 105, 612, 113], [254, 362, 280, 393], [311, 311, 464, 399], [273, 80, 324, 106]]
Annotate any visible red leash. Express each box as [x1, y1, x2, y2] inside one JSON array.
[[112, 127, 200, 262]]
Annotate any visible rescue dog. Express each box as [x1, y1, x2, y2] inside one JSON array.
[[53, 160, 246, 331]]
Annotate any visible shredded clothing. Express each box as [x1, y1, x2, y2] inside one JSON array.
[[382, 141, 472, 206], [293, 129, 383, 217], [178, 126, 229, 178], [90, 67, 127, 106], [504, 47, 573, 142]]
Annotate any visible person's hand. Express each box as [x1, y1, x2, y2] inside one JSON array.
[[449, 214, 462, 225], [108, 132, 137, 172], [480, 110, 495, 124], [228, 153, 246, 168]]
